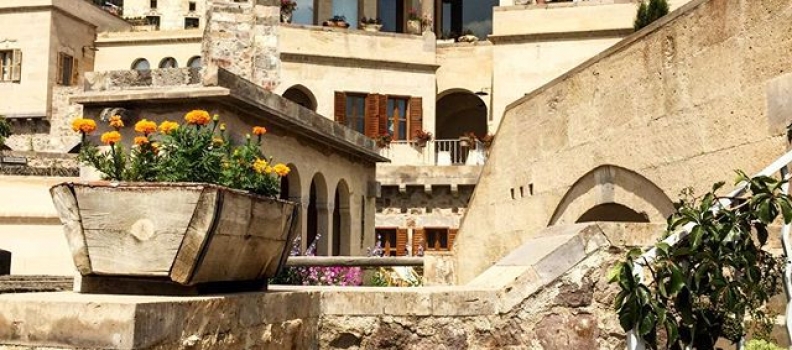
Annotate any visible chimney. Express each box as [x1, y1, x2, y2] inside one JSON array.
[[201, 0, 281, 90]]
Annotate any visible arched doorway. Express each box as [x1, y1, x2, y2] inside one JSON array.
[[307, 173, 329, 255], [332, 180, 351, 256], [435, 90, 488, 139], [283, 85, 317, 111], [576, 203, 650, 223]]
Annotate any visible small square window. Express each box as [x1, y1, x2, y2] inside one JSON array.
[[146, 15, 160, 29], [150, 0, 158, 9], [188, 1, 197, 11], [185, 17, 200, 29], [57, 53, 75, 86]]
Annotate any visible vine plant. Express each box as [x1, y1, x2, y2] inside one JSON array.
[[610, 172, 790, 349]]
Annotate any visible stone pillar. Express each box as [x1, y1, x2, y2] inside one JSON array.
[[202, 0, 281, 90], [299, 200, 310, 253], [317, 202, 333, 256]]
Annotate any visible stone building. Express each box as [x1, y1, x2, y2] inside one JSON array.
[[0, 0, 696, 268]]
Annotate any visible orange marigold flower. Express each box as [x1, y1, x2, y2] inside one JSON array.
[[184, 110, 211, 126], [109, 115, 124, 129], [158, 121, 179, 135], [273, 163, 290, 177], [253, 158, 268, 174], [252, 126, 267, 136], [71, 118, 97, 134], [134, 136, 149, 146], [134, 119, 157, 135], [101, 131, 122, 145]]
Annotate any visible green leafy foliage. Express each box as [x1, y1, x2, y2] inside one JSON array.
[[0, 116, 11, 146], [634, 0, 670, 30], [75, 112, 288, 198], [745, 339, 785, 350], [611, 172, 789, 349]]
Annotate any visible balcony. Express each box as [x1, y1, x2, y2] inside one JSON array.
[[379, 139, 487, 166]]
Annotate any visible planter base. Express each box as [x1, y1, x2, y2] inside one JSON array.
[[75, 275, 268, 296]]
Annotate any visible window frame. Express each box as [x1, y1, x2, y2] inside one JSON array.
[[375, 228, 399, 257], [344, 92, 367, 135], [56, 53, 76, 86], [0, 50, 20, 83], [131, 58, 151, 71], [385, 95, 410, 141], [150, 0, 158, 9], [184, 17, 200, 29], [188, 1, 197, 11], [424, 227, 450, 252]]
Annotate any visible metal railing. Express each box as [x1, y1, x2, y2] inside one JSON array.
[[627, 149, 792, 350], [378, 139, 487, 166]]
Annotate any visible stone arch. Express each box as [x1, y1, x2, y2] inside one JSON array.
[[436, 89, 488, 139], [332, 179, 352, 256], [280, 163, 302, 201], [308, 172, 329, 255], [187, 56, 202, 68], [283, 85, 317, 112], [159, 57, 178, 68], [548, 165, 674, 226]]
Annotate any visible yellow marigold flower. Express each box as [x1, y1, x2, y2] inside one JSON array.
[[212, 136, 224, 146], [213, 114, 220, 122], [101, 131, 122, 145], [220, 123, 227, 131], [151, 142, 160, 154], [184, 110, 211, 126], [134, 136, 149, 146], [273, 163, 290, 177], [71, 118, 97, 134], [253, 158, 268, 174], [264, 166, 273, 174], [109, 115, 124, 129], [134, 119, 157, 135], [253, 126, 267, 136], [158, 121, 179, 135]]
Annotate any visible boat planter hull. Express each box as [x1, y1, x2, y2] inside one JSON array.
[[50, 182, 298, 291]]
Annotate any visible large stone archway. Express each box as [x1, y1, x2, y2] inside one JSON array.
[[308, 172, 329, 255], [436, 89, 488, 139], [548, 165, 674, 226]]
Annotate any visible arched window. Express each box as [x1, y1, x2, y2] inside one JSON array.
[[187, 56, 201, 69], [131, 58, 150, 71], [159, 57, 178, 68]]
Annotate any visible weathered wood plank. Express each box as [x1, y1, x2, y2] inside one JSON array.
[[75, 186, 202, 276], [170, 188, 220, 284], [50, 184, 92, 275], [189, 191, 296, 284]]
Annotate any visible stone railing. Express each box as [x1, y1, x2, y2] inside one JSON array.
[[0, 151, 78, 177], [83, 68, 202, 92]]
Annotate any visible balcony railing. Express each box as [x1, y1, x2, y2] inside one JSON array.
[[379, 139, 487, 166]]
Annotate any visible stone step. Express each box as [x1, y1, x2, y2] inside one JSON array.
[[0, 275, 72, 294]]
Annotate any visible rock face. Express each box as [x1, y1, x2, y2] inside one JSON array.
[[319, 249, 627, 350], [202, 0, 281, 90]]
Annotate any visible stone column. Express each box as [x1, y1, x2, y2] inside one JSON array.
[[421, 0, 434, 32], [202, 0, 281, 90], [298, 199, 310, 253], [316, 202, 332, 256]]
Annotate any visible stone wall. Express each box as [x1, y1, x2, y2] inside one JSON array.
[[318, 248, 625, 350], [202, 0, 281, 90], [454, 0, 792, 283]]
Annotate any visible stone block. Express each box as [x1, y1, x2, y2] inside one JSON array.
[[431, 289, 497, 316], [383, 291, 432, 316], [319, 289, 387, 315]]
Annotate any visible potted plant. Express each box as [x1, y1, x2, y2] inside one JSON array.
[[406, 8, 421, 35], [480, 133, 494, 149], [280, 0, 297, 23], [375, 132, 392, 148], [413, 130, 432, 147], [360, 17, 383, 32], [458, 29, 478, 43], [459, 132, 477, 148], [54, 111, 298, 292], [0, 115, 10, 149], [323, 15, 349, 28], [421, 14, 433, 32]]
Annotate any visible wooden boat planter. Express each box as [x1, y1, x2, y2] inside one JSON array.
[[50, 182, 298, 294]]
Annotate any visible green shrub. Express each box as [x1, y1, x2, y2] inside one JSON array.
[[0, 116, 11, 146], [634, 0, 669, 30], [746, 339, 784, 350]]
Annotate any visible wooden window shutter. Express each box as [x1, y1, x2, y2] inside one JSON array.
[[412, 228, 425, 256], [409, 97, 423, 141], [71, 58, 79, 86], [364, 94, 379, 138], [449, 228, 458, 250], [396, 228, 408, 257], [11, 49, 21, 82], [56, 53, 64, 85], [334, 91, 346, 125], [378, 94, 388, 136]]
